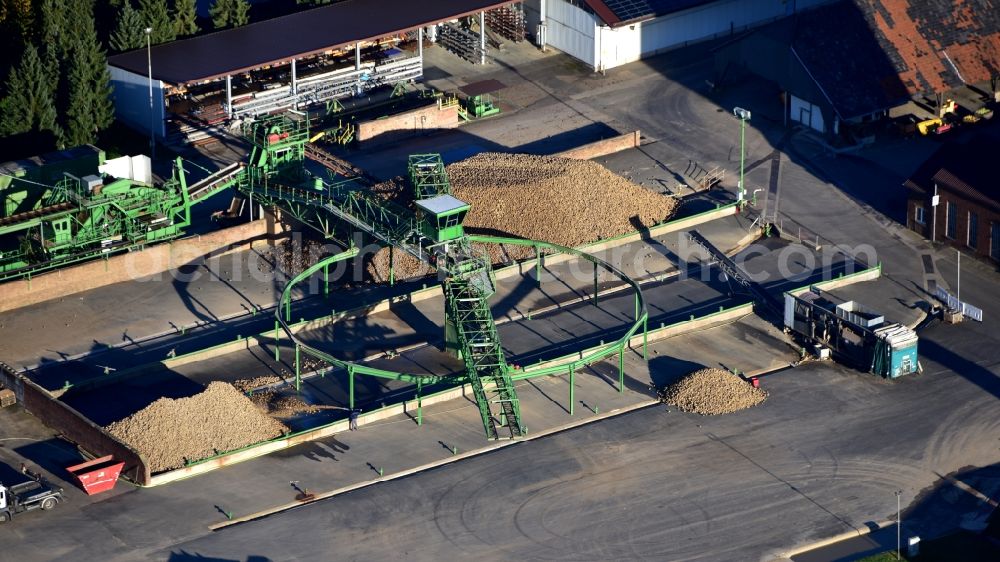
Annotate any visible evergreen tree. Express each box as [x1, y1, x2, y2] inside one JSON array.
[[172, 0, 198, 37], [0, 0, 35, 40], [65, 20, 114, 145], [210, 0, 250, 30], [65, 47, 96, 146], [111, 1, 145, 51], [138, 0, 174, 44], [0, 44, 61, 142], [39, 0, 69, 87]]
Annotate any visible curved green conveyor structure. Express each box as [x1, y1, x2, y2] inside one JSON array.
[[275, 236, 648, 439], [235, 115, 648, 439]]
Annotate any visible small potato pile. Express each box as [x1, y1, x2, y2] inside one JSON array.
[[232, 376, 282, 393], [366, 153, 678, 282], [105, 382, 290, 472], [256, 239, 328, 276], [659, 368, 768, 415]]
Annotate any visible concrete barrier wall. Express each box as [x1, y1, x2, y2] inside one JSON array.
[[554, 130, 641, 160], [80, 203, 741, 392], [0, 362, 151, 484], [789, 265, 882, 295], [356, 103, 460, 147], [0, 219, 277, 313], [149, 382, 474, 486], [494, 203, 739, 279]]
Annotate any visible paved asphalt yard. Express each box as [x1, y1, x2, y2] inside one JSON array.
[[1, 40, 998, 562]]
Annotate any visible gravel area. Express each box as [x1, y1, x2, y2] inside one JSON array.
[[658, 367, 768, 415], [367, 153, 678, 282], [105, 382, 290, 472]]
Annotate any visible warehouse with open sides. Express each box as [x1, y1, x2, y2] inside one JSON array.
[[107, 0, 529, 146]]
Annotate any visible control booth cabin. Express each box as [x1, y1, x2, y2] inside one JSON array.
[[415, 194, 470, 243]]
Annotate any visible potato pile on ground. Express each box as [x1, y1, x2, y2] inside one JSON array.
[[658, 367, 768, 415], [105, 382, 290, 472], [366, 153, 678, 282], [256, 239, 327, 275], [232, 376, 282, 393], [248, 391, 324, 418]]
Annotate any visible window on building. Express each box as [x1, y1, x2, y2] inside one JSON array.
[[992, 222, 1000, 261], [968, 211, 979, 249], [946, 201, 957, 239], [914, 206, 926, 225]]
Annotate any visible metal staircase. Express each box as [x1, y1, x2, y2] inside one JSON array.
[[443, 264, 523, 439]]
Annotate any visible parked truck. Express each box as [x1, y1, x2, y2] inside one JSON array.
[[0, 475, 65, 523]]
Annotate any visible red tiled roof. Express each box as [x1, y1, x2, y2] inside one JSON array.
[[858, 0, 1000, 95]]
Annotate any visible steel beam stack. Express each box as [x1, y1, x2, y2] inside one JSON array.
[[230, 56, 423, 119], [486, 6, 527, 42], [438, 23, 488, 64]]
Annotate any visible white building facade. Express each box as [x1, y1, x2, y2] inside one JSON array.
[[524, 0, 834, 71]]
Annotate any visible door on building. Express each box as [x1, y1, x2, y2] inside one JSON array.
[[790, 95, 824, 133], [991, 221, 1000, 261]]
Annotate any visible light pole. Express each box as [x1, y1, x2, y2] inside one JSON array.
[[145, 27, 156, 159], [895, 489, 902, 560], [733, 107, 751, 205]]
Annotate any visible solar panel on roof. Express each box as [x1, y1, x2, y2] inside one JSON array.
[[601, 0, 655, 22]]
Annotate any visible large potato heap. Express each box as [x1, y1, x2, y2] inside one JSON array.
[[105, 382, 290, 472], [367, 153, 678, 282]]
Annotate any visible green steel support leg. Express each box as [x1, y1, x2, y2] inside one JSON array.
[[569, 364, 575, 416], [643, 316, 648, 360], [416, 379, 423, 426], [535, 245, 541, 287], [274, 321, 280, 362], [348, 367, 355, 410], [295, 344, 301, 392], [619, 348, 624, 393], [389, 246, 395, 286], [593, 262, 598, 305], [324, 263, 329, 296], [634, 293, 639, 320], [285, 293, 291, 322]]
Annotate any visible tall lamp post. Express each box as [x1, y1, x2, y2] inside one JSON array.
[[733, 107, 751, 205], [895, 489, 902, 560], [145, 27, 156, 159]]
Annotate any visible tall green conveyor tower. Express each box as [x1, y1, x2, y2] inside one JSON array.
[[234, 117, 523, 439]]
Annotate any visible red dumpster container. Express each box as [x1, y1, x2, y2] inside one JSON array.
[[66, 455, 125, 495]]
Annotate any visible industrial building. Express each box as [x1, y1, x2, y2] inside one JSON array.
[[905, 136, 1000, 263], [714, 0, 1000, 137], [523, 0, 834, 71], [107, 0, 526, 144]]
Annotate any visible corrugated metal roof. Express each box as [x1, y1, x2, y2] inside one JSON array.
[[584, 0, 717, 27], [108, 0, 514, 85]]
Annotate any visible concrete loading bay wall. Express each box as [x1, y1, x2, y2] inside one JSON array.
[[553, 130, 641, 160], [356, 102, 460, 147], [0, 361, 151, 484], [148, 263, 884, 486], [0, 218, 282, 313]]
